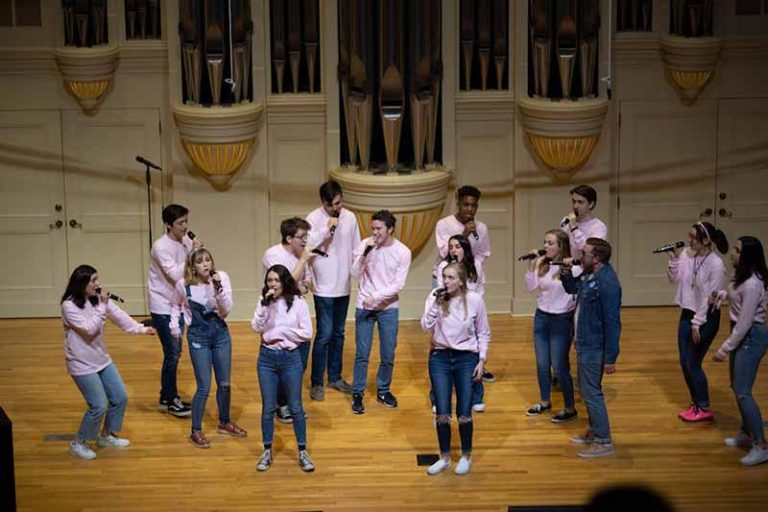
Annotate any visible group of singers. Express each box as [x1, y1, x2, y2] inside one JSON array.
[[60, 181, 768, 472]]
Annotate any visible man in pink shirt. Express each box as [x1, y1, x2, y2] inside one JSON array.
[[147, 204, 201, 418], [350, 210, 412, 414], [433, 185, 495, 383], [561, 185, 608, 260], [262, 217, 316, 422], [306, 181, 361, 401]]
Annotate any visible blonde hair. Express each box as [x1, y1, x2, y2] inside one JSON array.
[[441, 263, 468, 318], [538, 229, 571, 278], [184, 248, 216, 286]]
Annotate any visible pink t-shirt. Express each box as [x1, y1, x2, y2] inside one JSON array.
[[525, 264, 580, 314], [251, 296, 313, 351], [147, 233, 194, 314], [351, 237, 411, 310], [306, 207, 361, 297], [667, 249, 727, 326], [420, 291, 491, 361], [716, 274, 766, 357], [567, 216, 607, 260], [262, 244, 311, 285], [433, 215, 491, 275]]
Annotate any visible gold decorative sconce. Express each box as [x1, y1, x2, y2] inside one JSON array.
[[54, 45, 119, 113], [330, 166, 451, 258], [172, 103, 263, 184], [661, 35, 721, 106], [517, 96, 608, 180]]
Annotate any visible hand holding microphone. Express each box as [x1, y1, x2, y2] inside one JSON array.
[[432, 287, 447, 304], [95, 287, 124, 303], [652, 241, 685, 254], [210, 270, 223, 293], [363, 237, 377, 257], [550, 258, 581, 267], [519, 249, 546, 261], [329, 210, 340, 236], [261, 289, 275, 306], [187, 230, 203, 249]]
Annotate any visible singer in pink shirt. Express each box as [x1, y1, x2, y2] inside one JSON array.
[[561, 185, 608, 260], [665, 220, 728, 422], [524, 229, 579, 423], [306, 181, 361, 400], [350, 210, 411, 414], [712, 236, 768, 467], [169, 248, 246, 449], [251, 264, 315, 473], [147, 204, 201, 418], [62, 265, 155, 460], [421, 263, 490, 476]]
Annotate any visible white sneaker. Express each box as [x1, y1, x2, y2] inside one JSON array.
[[298, 449, 315, 472], [427, 457, 451, 476], [69, 441, 96, 460], [740, 445, 768, 466], [724, 431, 750, 448], [472, 403, 486, 413], [256, 449, 273, 472], [431, 405, 436, 414], [97, 434, 130, 447], [454, 456, 472, 475]]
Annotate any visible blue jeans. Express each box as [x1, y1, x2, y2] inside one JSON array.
[[71, 363, 128, 442], [151, 313, 184, 402], [257, 346, 306, 447], [678, 309, 720, 409], [353, 308, 399, 395], [429, 349, 478, 454], [187, 316, 232, 433], [730, 323, 768, 444], [577, 355, 611, 443], [311, 295, 350, 386], [533, 309, 575, 408]]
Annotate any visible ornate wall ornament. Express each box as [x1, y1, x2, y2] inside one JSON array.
[[661, 35, 722, 105], [54, 45, 119, 113], [172, 102, 263, 184], [517, 96, 608, 180], [329, 166, 451, 258]]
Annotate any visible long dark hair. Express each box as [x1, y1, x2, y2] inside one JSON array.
[[61, 265, 98, 309], [734, 236, 768, 289], [262, 264, 301, 311], [444, 235, 478, 283], [692, 221, 728, 254]]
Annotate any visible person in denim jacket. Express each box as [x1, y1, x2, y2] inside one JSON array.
[[561, 238, 621, 458]]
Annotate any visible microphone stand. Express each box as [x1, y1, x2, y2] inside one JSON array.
[[137, 157, 162, 328]]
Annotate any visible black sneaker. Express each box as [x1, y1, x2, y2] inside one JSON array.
[[159, 397, 191, 410], [525, 402, 552, 416], [352, 393, 365, 414], [376, 391, 398, 409], [551, 409, 578, 424], [275, 405, 293, 424], [167, 397, 192, 418], [482, 369, 496, 383]]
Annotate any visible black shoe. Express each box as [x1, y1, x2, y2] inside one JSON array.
[[275, 405, 293, 424], [166, 397, 191, 418], [352, 393, 365, 414], [551, 409, 578, 424], [482, 369, 496, 383], [376, 391, 398, 409], [159, 397, 191, 409], [525, 402, 552, 416]]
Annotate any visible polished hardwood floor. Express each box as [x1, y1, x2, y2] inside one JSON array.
[[1, 307, 767, 511]]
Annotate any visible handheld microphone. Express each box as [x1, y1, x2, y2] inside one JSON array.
[[311, 248, 329, 258], [652, 241, 685, 254], [136, 155, 162, 170], [472, 230, 479, 240], [432, 287, 446, 298], [330, 210, 340, 236], [560, 216, 570, 228], [261, 290, 275, 307], [550, 259, 581, 266], [95, 288, 124, 303], [363, 242, 375, 257], [519, 249, 546, 261], [187, 230, 196, 240], [707, 290, 720, 316], [210, 270, 223, 293]]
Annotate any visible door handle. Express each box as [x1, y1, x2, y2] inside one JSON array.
[[69, 219, 83, 229], [698, 208, 713, 218], [49, 220, 63, 230], [718, 208, 733, 219]]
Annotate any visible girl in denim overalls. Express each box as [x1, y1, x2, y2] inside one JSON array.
[[170, 248, 247, 448]]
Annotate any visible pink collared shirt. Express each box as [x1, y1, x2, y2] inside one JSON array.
[[420, 291, 491, 361], [306, 207, 361, 297], [667, 249, 727, 327], [169, 271, 233, 338], [62, 299, 150, 376], [567, 217, 607, 260], [351, 237, 411, 310], [262, 244, 311, 284], [525, 264, 579, 314], [435, 258, 486, 296], [433, 215, 491, 274], [716, 274, 766, 357], [251, 296, 312, 351], [148, 233, 194, 314]]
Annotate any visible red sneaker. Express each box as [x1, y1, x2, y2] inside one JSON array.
[[677, 405, 695, 420], [680, 406, 714, 422]]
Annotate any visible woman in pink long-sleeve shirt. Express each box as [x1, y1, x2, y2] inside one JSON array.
[[251, 264, 315, 473], [169, 248, 246, 449], [421, 263, 490, 476], [666, 220, 728, 422], [712, 236, 768, 466], [62, 265, 155, 460], [524, 229, 578, 423]]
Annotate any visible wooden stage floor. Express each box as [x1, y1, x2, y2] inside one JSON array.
[[1, 307, 766, 511]]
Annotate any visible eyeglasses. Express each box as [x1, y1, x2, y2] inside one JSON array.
[[582, 252, 595, 259]]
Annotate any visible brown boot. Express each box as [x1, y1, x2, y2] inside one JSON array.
[[190, 430, 211, 448], [217, 422, 248, 438]]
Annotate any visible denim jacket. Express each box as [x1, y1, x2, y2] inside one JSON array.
[[562, 263, 622, 365]]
